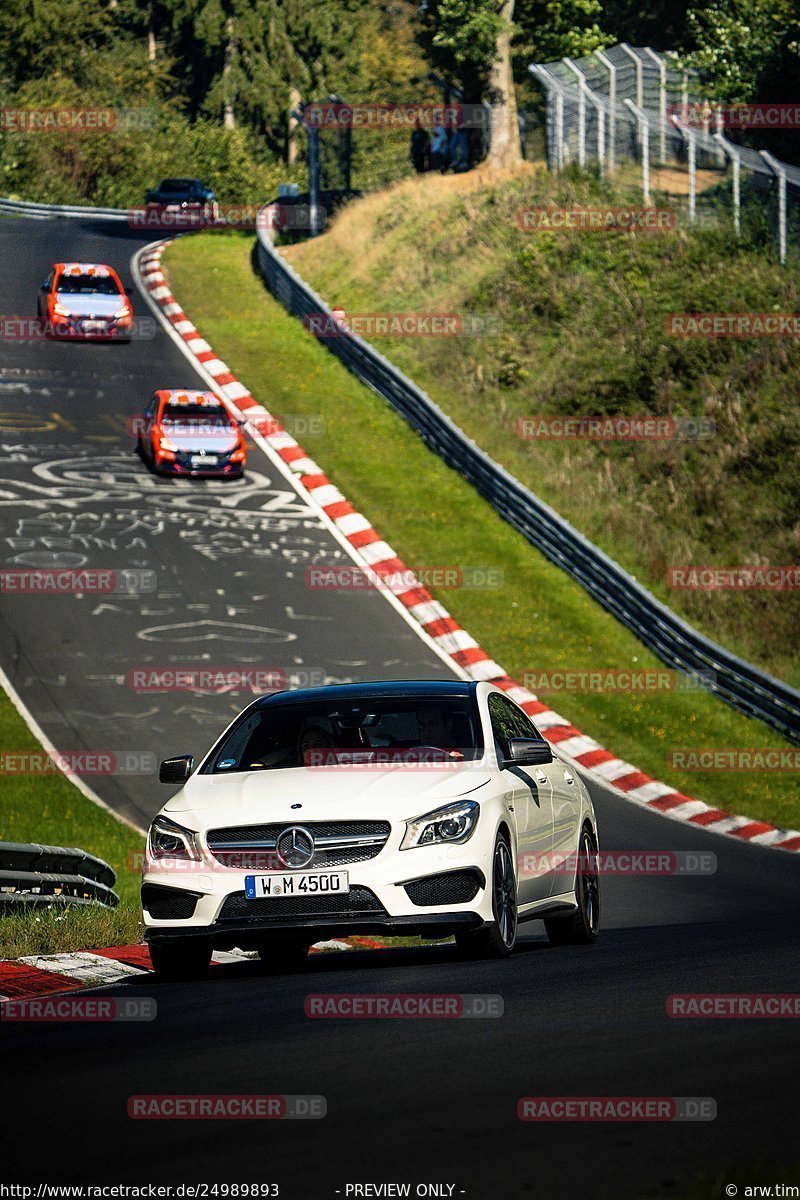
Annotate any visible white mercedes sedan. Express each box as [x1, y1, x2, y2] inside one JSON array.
[[142, 680, 600, 977]]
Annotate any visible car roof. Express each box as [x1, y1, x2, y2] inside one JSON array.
[[254, 680, 476, 708], [54, 262, 117, 278], [155, 389, 222, 406]]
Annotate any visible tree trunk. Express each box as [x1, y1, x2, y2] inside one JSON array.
[[486, 0, 521, 169], [287, 86, 302, 165], [147, 3, 156, 63], [223, 16, 235, 129]]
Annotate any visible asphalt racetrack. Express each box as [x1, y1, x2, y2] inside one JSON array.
[[1, 216, 798, 1199]]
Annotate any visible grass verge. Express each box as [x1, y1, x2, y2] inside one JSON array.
[[163, 230, 799, 830], [285, 167, 800, 691], [0, 687, 144, 959]]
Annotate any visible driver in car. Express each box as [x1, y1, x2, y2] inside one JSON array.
[[416, 707, 464, 761]]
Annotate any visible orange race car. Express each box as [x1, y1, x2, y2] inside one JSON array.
[[136, 389, 247, 478], [37, 262, 133, 340]]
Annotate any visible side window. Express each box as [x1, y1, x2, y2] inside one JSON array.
[[488, 693, 543, 764]]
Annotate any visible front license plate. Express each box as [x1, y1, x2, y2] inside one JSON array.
[[191, 454, 217, 468], [244, 871, 349, 899], [82, 320, 107, 333]]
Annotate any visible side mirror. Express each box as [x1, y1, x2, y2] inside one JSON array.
[[504, 738, 552, 767], [159, 755, 194, 784], [40, 280, 49, 290]]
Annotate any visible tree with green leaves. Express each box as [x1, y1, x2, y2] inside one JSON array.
[[418, 0, 612, 167], [683, 0, 800, 102]]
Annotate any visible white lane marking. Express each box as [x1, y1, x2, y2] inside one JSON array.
[[0, 665, 145, 833]]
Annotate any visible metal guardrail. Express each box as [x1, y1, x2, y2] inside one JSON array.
[[256, 218, 800, 743], [0, 842, 119, 910], [0, 196, 129, 221]]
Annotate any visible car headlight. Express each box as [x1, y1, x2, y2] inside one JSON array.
[[147, 816, 202, 862], [159, 436, 176, 451], [52, 301, 70, 318], [113, 304, 131, 319], [400, 799, 479, 850]]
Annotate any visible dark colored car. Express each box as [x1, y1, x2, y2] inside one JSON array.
[[144, 178, 218, 220]]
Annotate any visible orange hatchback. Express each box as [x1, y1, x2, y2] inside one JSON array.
[[37, 262, 133, 340], [137, 389, 247, 478]]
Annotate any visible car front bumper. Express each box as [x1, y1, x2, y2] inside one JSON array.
[[46, 318, 131, 340], [142, 837, 495, 948], [155, 461, 244, 478]]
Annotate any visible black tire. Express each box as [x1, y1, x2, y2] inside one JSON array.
[[149, 939, 211, 980], [455, 834, 517, 959], [256, 940, 310, 973], [544, 824, 600, 946]]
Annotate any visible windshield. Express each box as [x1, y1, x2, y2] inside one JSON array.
[[204, 697, 483, 773], [161, 404, 230, 427], [160, 179, 198, 192], [57, 275, 119, 295]]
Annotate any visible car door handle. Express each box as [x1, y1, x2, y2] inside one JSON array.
[[563, 771, 575, 785]]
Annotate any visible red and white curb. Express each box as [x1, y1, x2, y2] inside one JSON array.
[[134, 240, 800, 855], [0, 938, 397, 1003]]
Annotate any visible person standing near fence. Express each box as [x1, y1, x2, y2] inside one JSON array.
[[449, 126, 469, 172], [410, 120, 431, 173], [431, 124, 449, 172]]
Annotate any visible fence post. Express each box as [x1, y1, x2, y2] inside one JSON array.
[[760, 150, 788, 264], [620, 43, 643, 107], [714, 132, 742, 236], [643, 47, 666, 162], [669, 116, 697, 224], [554, 89, 564, 168], [529, 66, 563, 169], [594, 49, 616, 172], [625, 98, 650, 204], [292, 107, 322, 235], [307, 122, 321, 236], [563, 58, 587, 168], [713, 107, 725, 168], [594, 97, 606, 177]]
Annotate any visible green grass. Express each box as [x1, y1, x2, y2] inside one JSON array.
[[0, 688, 145, 959], [163, 229, 800, 830], [285, 167, 800, 692]]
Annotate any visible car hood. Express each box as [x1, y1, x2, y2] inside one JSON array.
[[163, 763, 491, 831], [159, 429, 239, 452], [56, 293, 124, 318]]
